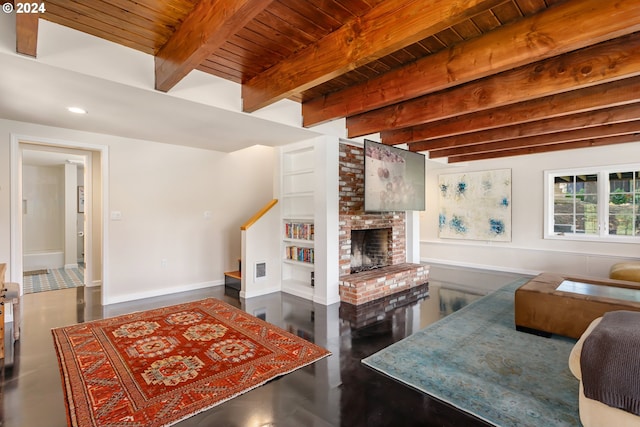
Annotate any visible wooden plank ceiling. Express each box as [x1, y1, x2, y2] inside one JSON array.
[[12, 0, 640, 162]]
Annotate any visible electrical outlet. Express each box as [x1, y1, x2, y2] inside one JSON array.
[[161, 259, 168, 268]]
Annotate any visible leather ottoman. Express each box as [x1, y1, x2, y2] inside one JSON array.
[[514, 272, 640, 339]]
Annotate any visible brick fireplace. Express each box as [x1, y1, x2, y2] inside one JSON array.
[[338, 143, 429, 305], [351, 228, 391, 273], [339, 214, 405, 276]]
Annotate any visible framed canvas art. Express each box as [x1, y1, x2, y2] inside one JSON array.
[[438, 169, 512, 241]]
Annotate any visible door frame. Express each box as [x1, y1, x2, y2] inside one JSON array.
[[10, 135, 109, 304]]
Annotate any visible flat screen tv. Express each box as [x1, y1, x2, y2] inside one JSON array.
[[364, 139, 426, 212]]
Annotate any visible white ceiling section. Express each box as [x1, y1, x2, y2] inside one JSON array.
[[0, 15, 328, 153]]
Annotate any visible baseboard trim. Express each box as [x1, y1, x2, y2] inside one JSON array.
[[421, 258, 540, 276], [103, 280, 224, 305], [241, 286, 281, 299]]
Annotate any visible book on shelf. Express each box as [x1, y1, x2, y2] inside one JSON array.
[[284, 222, 314, 240], [285, 246, 315, 264]]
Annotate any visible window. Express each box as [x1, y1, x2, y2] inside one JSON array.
[[545, 165, 640, 241]]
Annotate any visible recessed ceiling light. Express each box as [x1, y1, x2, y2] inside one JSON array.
[[67, 106, 88, 114]]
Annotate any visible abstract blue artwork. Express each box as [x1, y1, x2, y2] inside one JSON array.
[[438, 169, 512, 241]]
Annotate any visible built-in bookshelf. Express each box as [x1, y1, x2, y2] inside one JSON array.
[[284, 221, 315, 264], [284, 222, 314, 240], [285, 245, 315, 264], [281, 143, 316, 298], [278, 137, 340, 305]]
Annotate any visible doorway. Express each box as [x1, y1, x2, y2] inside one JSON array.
[[10, 138, 107, 302], [21, 146, 88, 293]]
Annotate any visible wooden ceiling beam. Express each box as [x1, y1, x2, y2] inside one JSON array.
[[428, 120, 640, 159], [155, 0, 273, 92], [408, 103, 640, 152], [303, 0, 640, 127], [16, 12, 39, 57], [241, 0, 506, 113], [347, 32, 640, 138], [447, 134, 640, 163], [385, 76, 640, 145]]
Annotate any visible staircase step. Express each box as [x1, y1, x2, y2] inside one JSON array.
[[224, 271, 241, 291], [224, 271, 241, 280]]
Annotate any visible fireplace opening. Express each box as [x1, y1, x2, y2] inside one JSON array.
[[351, 228, 391, 274]]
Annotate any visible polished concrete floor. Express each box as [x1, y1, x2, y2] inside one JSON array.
[[2, 264, 528, 427]]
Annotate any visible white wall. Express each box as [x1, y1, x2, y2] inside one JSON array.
[[0, 118, 276, 304], [313, 136, 340, 305], [241, 203, 281, 299], [421, 142, 640, 278], [22, 164, 64, 254]]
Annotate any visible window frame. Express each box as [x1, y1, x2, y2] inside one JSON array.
[[544, 163, 640, 243]]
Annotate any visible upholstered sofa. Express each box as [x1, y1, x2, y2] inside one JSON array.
[[569, 316, 640, 427]]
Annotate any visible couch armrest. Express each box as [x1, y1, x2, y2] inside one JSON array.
[[569, 317, 602, 380]]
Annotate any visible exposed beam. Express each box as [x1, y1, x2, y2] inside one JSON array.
[[408, 103, 640, 152], [155, 0, 273, 92], [385, 76, 640, 145], [447, 134, 640, 163], [303, 0, 640, 127], [347, 33, 640, 137], [16, 12, 38, 57], [241, 0, 506, 113], [428, 120, 640, 158]]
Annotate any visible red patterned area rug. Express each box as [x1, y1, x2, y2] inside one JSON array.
[[52, 298, 331, 427]]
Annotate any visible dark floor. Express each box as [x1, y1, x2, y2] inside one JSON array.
[[1, 264, 527, 427]]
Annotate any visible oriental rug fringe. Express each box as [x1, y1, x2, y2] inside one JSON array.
[[52, 298, 330, 427]]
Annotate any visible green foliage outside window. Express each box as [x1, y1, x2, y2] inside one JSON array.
[[611, 188, 630, 205]]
